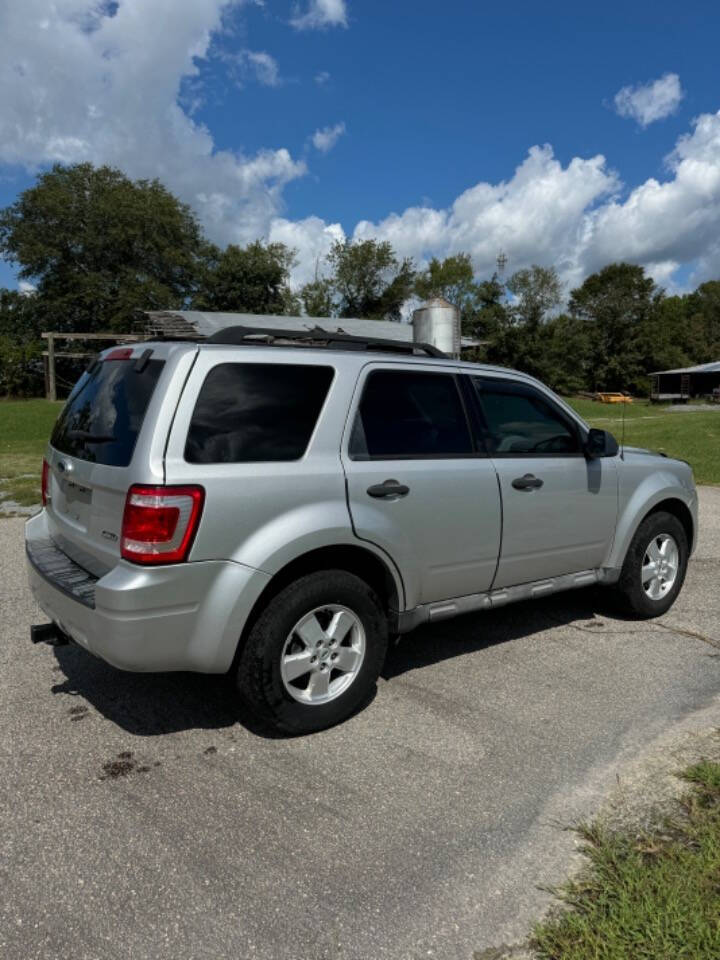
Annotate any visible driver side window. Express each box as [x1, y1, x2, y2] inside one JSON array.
[[471, 378, 580, 456]]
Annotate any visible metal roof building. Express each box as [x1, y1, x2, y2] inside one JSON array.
[[144, 310, 419, 342], [650, 360, 720, 402], [144, 302, 482, 357]]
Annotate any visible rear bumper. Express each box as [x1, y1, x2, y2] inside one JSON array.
[[25, 511, 271, 673]]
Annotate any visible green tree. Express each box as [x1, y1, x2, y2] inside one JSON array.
[[326, 238, 415, 320], [414, 252, 475, 317], [414, 252, 508, 347], [300, 276, 334, 318], [650, 295, 695, 372], [683, 281, 720, 360], [0, 287, 42, 341], [0, 335, 44, 397], [536, 313, 593, 393], [470, 273, 508, 342], [568, 263, 662, 392], [0, 288, 46, 396], [0, 163, 206, 333], [486, 265, 563, 380], [506, 265, 562, 328], [415, 253, 474, 305], [192, 240, 297, 315]]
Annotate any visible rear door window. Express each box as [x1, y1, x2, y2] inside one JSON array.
[[349, 370, 473, 459], [185, 363, 334, 463], [51, 356, 165, 467]]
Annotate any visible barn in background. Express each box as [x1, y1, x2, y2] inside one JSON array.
[[650, 361, 720, 402]]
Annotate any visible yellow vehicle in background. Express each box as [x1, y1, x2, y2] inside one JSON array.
[[595, 392, 633, 404]]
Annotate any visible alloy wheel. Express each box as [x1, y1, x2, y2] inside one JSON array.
[[280, 604, 366, 705]]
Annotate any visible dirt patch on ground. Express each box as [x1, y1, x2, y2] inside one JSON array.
[[100, 751, 159, 781]]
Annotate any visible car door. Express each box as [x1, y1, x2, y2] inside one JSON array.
[[469, 375, 618, 589], [341, 364, 502, 609]]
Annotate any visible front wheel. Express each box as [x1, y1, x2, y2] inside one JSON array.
[[236, 570, 389, 734], [614, 511, 689, 618]]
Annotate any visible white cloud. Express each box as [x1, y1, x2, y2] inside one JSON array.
[[0, 0, 305, 249], [242, 49, 280, 86], [586, 111, 720, 285], [3, 3, 720, 298], [343, 112, 720, 292], [291, 0, 347, 30], [314, 70, 331, 85], [613, 72, 684, 128], [268, 215, 345, 286], [311, 122, 346, 153], [352, 145, 621, 291]]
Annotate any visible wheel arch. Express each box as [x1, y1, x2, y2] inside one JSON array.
[[643, 497, 695, 551], [229, 544, 403, 672], [610, 492, 696, 575]]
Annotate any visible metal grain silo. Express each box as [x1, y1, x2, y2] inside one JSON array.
[[412, 297, 461, 358]]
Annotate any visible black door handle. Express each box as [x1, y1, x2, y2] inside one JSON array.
[[367, 479, 410, 499], [511, 473, 544, 490]]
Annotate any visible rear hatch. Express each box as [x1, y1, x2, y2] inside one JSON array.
[[44, 344, 192, 575]]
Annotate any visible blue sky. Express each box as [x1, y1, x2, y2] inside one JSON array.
[[1, 0, 719, 294], [204, 0, 711, 222]]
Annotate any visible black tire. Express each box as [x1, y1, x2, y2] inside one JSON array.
[[614, 510, 689, 618], [236, 570, 389, 734]]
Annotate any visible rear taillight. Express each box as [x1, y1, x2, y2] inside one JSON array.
[[121, 485, 204, 565], [41, 459, 50, 506]]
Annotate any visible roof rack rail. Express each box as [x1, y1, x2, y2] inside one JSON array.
[[203, 324, 446, 358]]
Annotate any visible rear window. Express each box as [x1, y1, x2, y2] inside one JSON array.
[[349, 370, 473, 458], [50, 357, 165, 467], [185, 363, 334, 463]]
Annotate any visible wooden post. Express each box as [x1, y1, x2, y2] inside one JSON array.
[[40, 332, 143, 400], [47, 333, 56, 402]]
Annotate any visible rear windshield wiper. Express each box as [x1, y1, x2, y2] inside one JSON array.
[[66, 430, 116, 443]]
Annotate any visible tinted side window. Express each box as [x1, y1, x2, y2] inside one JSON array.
[[350, 370, 473, 459], [51, 358, 165, 467], [472, 378, 580, 455], [186, 363, 334, 464]]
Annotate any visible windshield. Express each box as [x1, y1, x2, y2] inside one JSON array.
[[50, 356, 165, 466]]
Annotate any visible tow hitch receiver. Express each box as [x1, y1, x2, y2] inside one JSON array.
[[31, 622, 70, 646]]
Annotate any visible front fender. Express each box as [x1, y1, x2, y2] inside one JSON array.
[[604, 467, 697, 573]]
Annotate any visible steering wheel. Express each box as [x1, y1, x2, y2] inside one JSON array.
[[530, 434, 572, 453]]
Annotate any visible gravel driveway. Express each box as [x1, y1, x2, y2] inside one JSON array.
[[2, 488, 720, 960]]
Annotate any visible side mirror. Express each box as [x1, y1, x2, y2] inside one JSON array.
[[584, 427, 619, 459]]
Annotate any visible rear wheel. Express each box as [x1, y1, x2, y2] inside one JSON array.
[[236, 570, 388, 734], [615, 511, 688, 618]]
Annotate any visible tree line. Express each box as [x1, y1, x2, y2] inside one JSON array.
[[1, 162, 718, 396]]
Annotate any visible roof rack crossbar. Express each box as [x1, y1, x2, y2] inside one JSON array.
[[203, 324, 446, 358]]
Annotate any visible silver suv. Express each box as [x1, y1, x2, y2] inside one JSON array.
[[26, 328, 698, 733]]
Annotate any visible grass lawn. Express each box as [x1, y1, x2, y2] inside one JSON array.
[[0, 393, 718, 512], [0, 399, 62, 508], [533, 759, 720, 959], [566, 397, 720, 486]]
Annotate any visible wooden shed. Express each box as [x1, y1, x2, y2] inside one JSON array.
[[649, 361, 720, 402]]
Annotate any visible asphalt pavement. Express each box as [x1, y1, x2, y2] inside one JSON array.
[[2, 488, 720, 960]]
